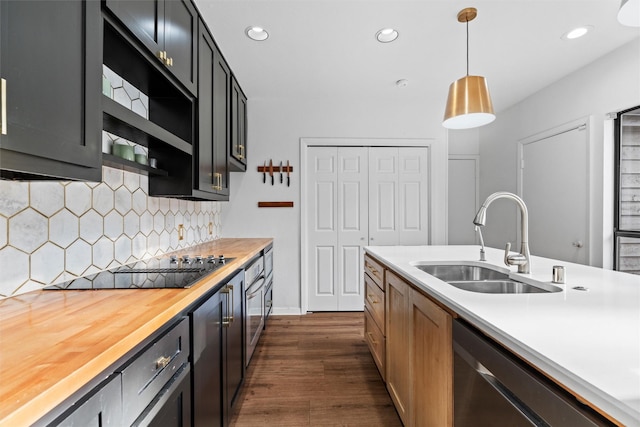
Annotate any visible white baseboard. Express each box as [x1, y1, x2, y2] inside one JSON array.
[[271, 307, 303, 315]]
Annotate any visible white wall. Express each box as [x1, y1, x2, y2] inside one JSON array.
[[447, 128, 481, 244], [478, 38, 640, 267], [221, 97, 448, 314]]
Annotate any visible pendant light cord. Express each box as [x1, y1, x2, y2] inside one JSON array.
[[466, 18, 470, 76]]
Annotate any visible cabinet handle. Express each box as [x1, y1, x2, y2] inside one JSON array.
[[366, 262, 380, 279], [212, 173, 223, 191], [227, 284, 234, 323], [221, 284, 234, 326], [366, 331, 378, 345], [155, 355, 171, 370], [156, 51, 173, 66], [237, 144, 245, 160], [1, 79, 6, 135], [367, 293, 378, 304]]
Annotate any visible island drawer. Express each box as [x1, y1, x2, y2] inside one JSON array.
[[364, 254, 385, 290], [365, 307, 385, 380], [365, 273, 384, 332], [120, 317, 190, 425]]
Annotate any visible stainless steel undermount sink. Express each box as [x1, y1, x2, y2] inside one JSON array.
[[415, 264, 562, 294], [447, 280, 553, 294], [416, 264, 508, 282]]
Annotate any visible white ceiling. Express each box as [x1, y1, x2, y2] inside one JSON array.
[[194, 0, 640, 112]]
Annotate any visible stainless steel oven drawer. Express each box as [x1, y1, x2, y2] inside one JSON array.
[[264, 247, 273, 278], [245, 255, 264, 285], [120, 317, 190, 426]]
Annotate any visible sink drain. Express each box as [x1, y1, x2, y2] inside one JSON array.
[[572, 286, 589, 291]]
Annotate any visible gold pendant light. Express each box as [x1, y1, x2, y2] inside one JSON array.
[[443, 7, 495, 129], [618, 0, 640, 27]]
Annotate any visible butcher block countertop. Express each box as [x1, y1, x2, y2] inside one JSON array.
[[0, 238, 272, 427]]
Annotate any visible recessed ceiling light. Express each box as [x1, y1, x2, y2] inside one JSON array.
[[562, 25, 593, 40], [376, 28, 399, 43], [246, 26, 269, 41]]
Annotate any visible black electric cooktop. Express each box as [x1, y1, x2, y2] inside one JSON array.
[[45, 255, 234, 290]]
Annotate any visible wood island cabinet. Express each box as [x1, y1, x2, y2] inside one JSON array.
[[385, 270, 412, 425], [364, 254, 386, 379], [410, 287, 453, 427], [368, 257, 453, 427]]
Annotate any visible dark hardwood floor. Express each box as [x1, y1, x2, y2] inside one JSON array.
[[230, 312, 402, 426]]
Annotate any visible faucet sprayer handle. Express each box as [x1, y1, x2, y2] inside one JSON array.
[[504, 242, 511, 266], [504, 242, 528, 268]]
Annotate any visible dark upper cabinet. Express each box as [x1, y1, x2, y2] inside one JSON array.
[[196, 20, 229, 200], [230, 76, 248, 172], [0, 0, 102, 181], [105, 0, 197, 96]]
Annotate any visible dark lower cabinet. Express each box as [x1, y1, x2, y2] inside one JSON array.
[[38, 269, 248, 427], [53, 375, 122, 427], [135, 365, 192, 427], [191, 287, 224, 427], [41, 319, 191, 427], [0, 0, 102, 181], [225, 271, 245, 411], [191, 270, 245, 427]]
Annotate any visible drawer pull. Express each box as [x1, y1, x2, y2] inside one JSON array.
[[366, 261, 380, 279], [155, 355, 171, 370], [367, 294, 378, 304], [366, 331, 378, 345]]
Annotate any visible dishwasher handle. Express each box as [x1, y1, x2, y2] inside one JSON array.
[[453, 320, 608, 427], [474, 362, 548, 426]]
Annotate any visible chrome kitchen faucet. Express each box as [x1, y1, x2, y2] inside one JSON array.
[[473, 192, 531, 274]]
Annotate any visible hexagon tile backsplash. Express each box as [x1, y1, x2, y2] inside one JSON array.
[[0, 166, 222, 298]]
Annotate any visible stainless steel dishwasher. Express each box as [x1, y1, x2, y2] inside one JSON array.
[[453, 320, 613, 427]]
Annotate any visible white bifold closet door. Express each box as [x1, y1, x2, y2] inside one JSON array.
[[307, 147, 369, 311], [369, 147, 430, 246], [306, 146, 429, 311]]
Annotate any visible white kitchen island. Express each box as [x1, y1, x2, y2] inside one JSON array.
[[364, 245, 640, 427]]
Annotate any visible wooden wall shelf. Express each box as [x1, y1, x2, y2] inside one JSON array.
[[257, 165, 293, 173], [103, 153, 168, 176], [258, 202, 294, 208]]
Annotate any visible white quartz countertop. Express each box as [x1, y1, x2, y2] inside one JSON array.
[[364, 245, 640, 426]]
